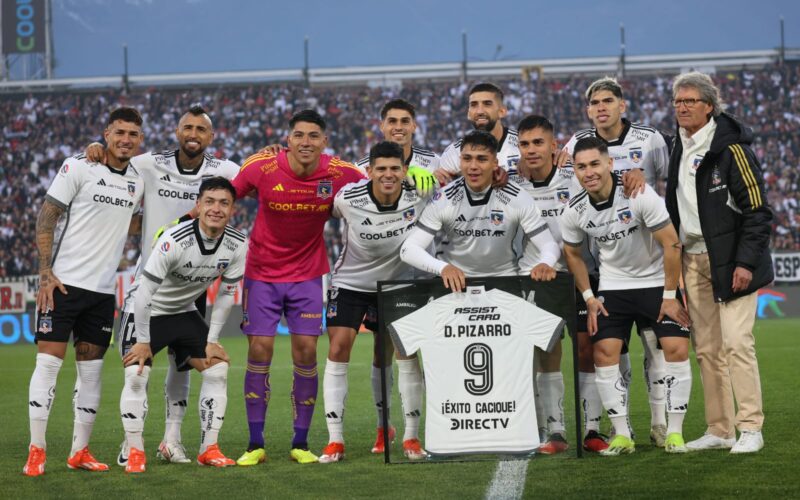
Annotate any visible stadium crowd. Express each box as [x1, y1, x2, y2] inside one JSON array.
[[1, 61, 798, 277]]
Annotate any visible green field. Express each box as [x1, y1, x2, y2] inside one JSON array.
[[2, 319, 797, 499]]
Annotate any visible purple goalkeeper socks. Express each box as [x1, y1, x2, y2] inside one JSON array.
[[244, 359, 271, 450], [291, 362, 318, 449]]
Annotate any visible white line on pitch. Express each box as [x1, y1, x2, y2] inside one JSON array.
[[485, 459, 529, 500]]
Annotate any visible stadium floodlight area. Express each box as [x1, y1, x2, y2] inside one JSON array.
[[1, 48, 797, 93], [376, 274, 579, 464]]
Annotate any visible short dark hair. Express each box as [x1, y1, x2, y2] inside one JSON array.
[[469, 82, 504, 102], [461, 130, 498, 154], [517, 115, 554, 135], [187, 104, 208, 116], [573, 137, 608, 158], [107, 106, 142, 127], [369, 141, 404, 166], [380, 99, 416, 120], [289, 109, 326, 131], [198, 176, 236, 201]]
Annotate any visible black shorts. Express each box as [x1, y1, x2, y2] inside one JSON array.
[[593, 287, 690, 344], [35, 285, 114, 347], [149, 311, 209, 371], [326, 287, 379, 331], [326, 286, 427, 332]]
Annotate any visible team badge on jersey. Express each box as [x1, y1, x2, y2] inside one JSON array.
[[403, 208, 416, 221], [60, 164, 69, 174], [217, 259, 230, 271], [317, 180, 333, 199], [160, 241, 170, 253], [127, 181, 137, 197], [490, 210, 504, 226], [617, 208, 633, 224], [629, 149, 643, 163], [557, 190, 570, 204]]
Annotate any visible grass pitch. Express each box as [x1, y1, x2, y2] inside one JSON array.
[[1, 319, 797, 499]]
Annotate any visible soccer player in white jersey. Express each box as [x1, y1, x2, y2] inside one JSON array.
[[561, 77, 673, 447], [319, 141, 429, 463], [353, 99, 436, 452], [400, 130, 560, 289], [513, 115, 597, 454], [561, 137, 692, 456], [357, 99, 439, 187], [88, 105, 240, 465], [434, 83, 519, 186], [119, 177, 247, 473], [24, 107, 145, 477]]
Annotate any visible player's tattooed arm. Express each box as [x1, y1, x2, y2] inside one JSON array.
[[36, 198, 68, 312], [128, 213, 143, 235]]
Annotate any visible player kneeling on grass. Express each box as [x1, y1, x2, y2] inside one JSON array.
[[119, 177, 247, 473], [319, 141, 432, 463], [561, 137, 692, 456]]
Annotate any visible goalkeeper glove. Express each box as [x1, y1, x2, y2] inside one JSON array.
[[151, 213, 193, 247], [407, 165, 437, 195]]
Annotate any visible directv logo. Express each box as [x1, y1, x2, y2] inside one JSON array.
[[96, 179, 106, 186], [361, 218, 373, 226], [160, 174, 171, 182]]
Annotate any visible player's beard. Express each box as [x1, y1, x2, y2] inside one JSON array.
[[181, 145, 204, 159], [471, 119, 497, 133]]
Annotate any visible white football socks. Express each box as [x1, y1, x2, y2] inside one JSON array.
[[28, 353, 63, 449], [641, 328, 667, 427], [595, 364, 630, 438], [323, 360, 349, 444], [371, 364, 393, 428], [163, 351, 190, 444], [71, 359, 104, 455], [199, 363, 228, 453], [538, 371, 565, 436], [397, 358, 424, 441], [578, 371, 602, 434], [665, 359, 692, 435], [120, 365, 151, 450]]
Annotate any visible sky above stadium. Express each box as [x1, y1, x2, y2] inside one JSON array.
[[49, 0, 800, 78]]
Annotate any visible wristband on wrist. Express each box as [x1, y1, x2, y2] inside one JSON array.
[[663, 289, 677, 300], [582, 289, 594, 301]]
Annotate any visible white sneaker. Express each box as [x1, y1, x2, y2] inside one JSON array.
[[157, 441, 192, 463], [686, 432, 736, 451], [117, 440, 130, 467], [730, 431, 764, 454]]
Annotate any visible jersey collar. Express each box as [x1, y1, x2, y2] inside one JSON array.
[[104, 163, 128, 176], [192, 219, 225, 255], [529, 164, 557, 188], [366, 180, 402, 212], [594, 118, 631, 147], [497, 127, 510, 151], [403, 147, 415, 167], [463, 182, 493, 207], [588, 172, 619, 211], [174, 149, 205, 175]]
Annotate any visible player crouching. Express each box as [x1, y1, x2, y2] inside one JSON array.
[[119, 177, 247, 472]]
